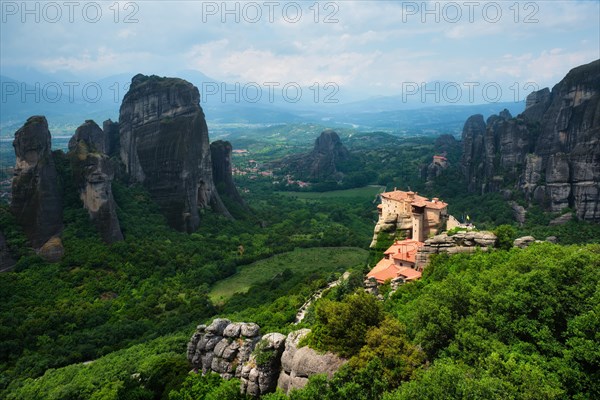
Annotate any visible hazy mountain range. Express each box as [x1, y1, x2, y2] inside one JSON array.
[[0, 67, 525, 137]]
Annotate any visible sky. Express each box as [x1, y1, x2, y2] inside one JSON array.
[[1, 0, 599, 103]]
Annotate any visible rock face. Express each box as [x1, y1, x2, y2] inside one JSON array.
[[102, 119, 120, 158], [69, 120, 123, 243], [11, 116, 63, 249], [461, 59, 600, 221], [240, 332, 287, 396], [281, 130, 351, 181], [210, 140, 246, 208], [187, 319, 346, 396], [415, 231, 497, 269], [187, 319, 261, 380], [277, 329, 346, 395], [119, 74, 230, 232]]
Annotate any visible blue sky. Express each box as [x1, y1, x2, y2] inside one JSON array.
[[1, 0, 598, 102]]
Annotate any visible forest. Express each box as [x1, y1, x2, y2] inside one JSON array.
[[1, 129, 599, 399]]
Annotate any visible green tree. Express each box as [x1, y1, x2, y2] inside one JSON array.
[[494, 225, 516, 250], [308, 291, 384, 357]]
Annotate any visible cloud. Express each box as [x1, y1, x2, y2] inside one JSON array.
[[0, 0, 598, 99]]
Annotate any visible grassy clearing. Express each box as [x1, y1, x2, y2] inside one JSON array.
[[277, 185, 385, 201], [209, 247, 369, 304]]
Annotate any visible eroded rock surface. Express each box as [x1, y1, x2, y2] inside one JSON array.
[[210, 140, 246, 208], [119, 74, 230, 231], [11, 116, 63, 249], [461, 59, 600, 221], [415, 231, 497, 268], [69, 120, 123, 243], [187, 319, 346, 397]]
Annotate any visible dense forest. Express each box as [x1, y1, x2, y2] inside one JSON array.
[[1, 127, 600, 399]]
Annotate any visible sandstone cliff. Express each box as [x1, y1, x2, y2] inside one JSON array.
[[187, 319, 346, 396], [210, 140, 246, 208], [119, 74, 230, 232], [11, 116, 63, 249], [461, 59, 600, 221], [69, 120, 123, 243]]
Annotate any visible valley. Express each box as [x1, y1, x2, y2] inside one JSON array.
[[1, 5, 599, 396]]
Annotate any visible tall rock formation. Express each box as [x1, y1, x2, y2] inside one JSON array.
[[307, 130, 351, 180], [102, 119, 120, 158], [11, 116, 63, 249], [461, 59, 600, 221], [118, 74, 230, 232], [278, 130, 351, 182], [210, 140, 246, 208], [68, 120, 123, 243]]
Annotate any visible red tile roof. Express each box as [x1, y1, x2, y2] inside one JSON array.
[[367, 263, 422, 283], [396, 267, 421, 281], [385, 239, 423, 263]]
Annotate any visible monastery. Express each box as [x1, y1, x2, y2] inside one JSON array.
[[368, 189, 449, 284]]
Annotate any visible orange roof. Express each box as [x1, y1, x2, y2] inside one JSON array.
[[369, 258, 395, 275], [367, 263, 422, 283], [368, 264, 402, 283], [396, 267, 422, 281], [385, 239, 423, 263], [433, 155, 447, 161]]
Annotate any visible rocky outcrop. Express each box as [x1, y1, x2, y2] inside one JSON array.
[[210, 140, 246, 208], [11, 116, 63, 249], [415, 231, 497, 268], [461, 59, 600, 221], [187, 319, 261, 380], [69, 120, 123, 243], [102, 119, 120, 158], [187, 319, 346, 397], [240, 332, 287, 396], [38, 236, 64, 263], [119, 74, 230, 232], [513, 236, 537, 249], [279, 130, 351, 181], [423, 155, 449, 183], [277, 329, 346, 394]]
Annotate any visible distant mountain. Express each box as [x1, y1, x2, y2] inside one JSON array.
[[1, 68, 526, 138]]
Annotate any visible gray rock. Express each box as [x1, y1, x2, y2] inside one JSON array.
[[223, 322, 242, 338], [118, 74, 232, 232], [11, 116, 63, 249], [549, 213, 573, 226], [261, 333, 287, 350], [213, 338, 230, 358], [68, 120, 123, 243], [514, 236, 536, 249], [206, 318, 231, 335], [241, 323, 260, 337], [460, 59, 600, 222]]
